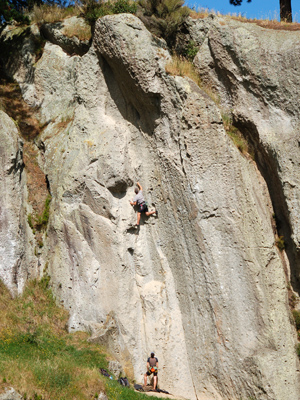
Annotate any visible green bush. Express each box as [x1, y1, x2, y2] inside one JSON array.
[[35, 194, 51, 230], [138, 0, 189, 47], [182, 40, 199, 61], [82, 0, 137, 25], [83, 0, 113, 24], [296, 343, 300, 358], [292, 310, 300, 331], [113, 0, 137, 14], [275, 235, 285, 251], [27, 214, 34, 229]]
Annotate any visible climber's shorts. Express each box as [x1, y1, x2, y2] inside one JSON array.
[[146, 370, 157, 377], [138, 202, 148, 213]]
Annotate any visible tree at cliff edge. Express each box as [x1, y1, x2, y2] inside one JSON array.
[[0, 0, 30, 23], [230, 0, 292, 23]]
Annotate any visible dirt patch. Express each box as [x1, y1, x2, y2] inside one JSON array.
[[135, 390, 186, 400], [23, 142, 48, 216], [0, 68, 40, 140], [135, 385, 187, 400]]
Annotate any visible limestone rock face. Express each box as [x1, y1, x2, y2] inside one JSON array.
[[194, 18, 300, 291], [0, 24, 42, 107], [1, 13, 300, 400], [0, 111, 36, 294], [0, 387, 23, 400]]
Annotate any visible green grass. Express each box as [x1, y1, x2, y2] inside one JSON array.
[[28, 194, 51, 233], [275, 235, 285, 251], [105, 380, 167, 400], [0, 278, 108, 399], [221, 113, 250, 155], [0, 279, 168, 400], [35, 194, 51, 230]]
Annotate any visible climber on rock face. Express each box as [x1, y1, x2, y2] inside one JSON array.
[[130, 182, 157, 227], [144, 351, 158, 390]]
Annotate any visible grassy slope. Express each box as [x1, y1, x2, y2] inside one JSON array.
[[0, 278, 165, 400]]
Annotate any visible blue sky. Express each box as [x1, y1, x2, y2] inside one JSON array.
[[185, 0, 300, 22]]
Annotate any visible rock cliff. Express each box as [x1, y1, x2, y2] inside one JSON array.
[[1, 13, 300, 400]]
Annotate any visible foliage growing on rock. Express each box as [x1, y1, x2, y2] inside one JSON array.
[[181, 40, 199, 61], [137, 0, 189, 48], [82, 0, 137, 25], [275, 235, 285, 251], [62, 18, 92, 40], [222, 113, 250, 155], [165, 54, 200, 85], [292, 309, 300, 330]]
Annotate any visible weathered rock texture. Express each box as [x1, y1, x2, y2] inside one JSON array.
[[40, 17, 91, 56], [0, 387, 23, 400], [1, 14, 300, 400], [0, 111, 36, 294], [193, 16, 300, 293]]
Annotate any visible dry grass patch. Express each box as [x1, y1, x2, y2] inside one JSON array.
[[189, 8, 210, 19], [252, 19, 300, 31], [222, 113, 250, 155], [165, 55, 200, 85], [0, 70, 39, 140], [62, 23, 92, 41], [30, 4, 81, 25], [188, 8, 300, 31], [0, 278, 67, 337], [228, 14, 300, 31], [165, 55, 221, 104]]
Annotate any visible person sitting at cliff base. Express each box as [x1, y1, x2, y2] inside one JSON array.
[[130, 182, 157, 227], [144, 351, 158, 391]]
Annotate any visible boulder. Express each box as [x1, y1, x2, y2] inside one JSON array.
[[41, 16, 91, 56], [108, 360, 123, 378]]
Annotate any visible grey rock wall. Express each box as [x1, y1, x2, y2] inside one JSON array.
[[193, 17, 300, 293], [0, 111, 36, 294], [1, 14, 300, 400]]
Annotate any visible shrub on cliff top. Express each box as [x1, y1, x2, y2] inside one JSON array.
[[82, 0, 137, 25], [138, 0, 189, 48]]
